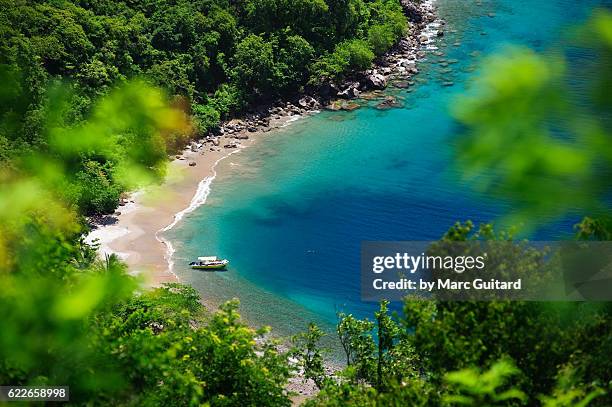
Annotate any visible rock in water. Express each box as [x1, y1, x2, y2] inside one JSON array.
[[342, 102, 360, 111], [338, 84, 360, 99], [298, 96, 320, 109], [393, 81, 411, 89], [376, 96, 402, 110], [325, 101, 343, 111], [365, 73, 387, 90]]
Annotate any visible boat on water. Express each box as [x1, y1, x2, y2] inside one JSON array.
[[189, 256, 229, 270]]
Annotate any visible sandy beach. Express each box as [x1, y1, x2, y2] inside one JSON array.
[[85, 114, 305, 286]]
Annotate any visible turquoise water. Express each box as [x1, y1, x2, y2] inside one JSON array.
[[166, 0, 610, 337]]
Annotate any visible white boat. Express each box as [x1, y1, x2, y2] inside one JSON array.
[[189, 256, 229, 270]]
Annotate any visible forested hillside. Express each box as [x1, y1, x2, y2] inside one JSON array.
[[0, 0, 410, 214]]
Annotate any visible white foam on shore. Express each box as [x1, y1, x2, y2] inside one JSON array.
[[423, 21, 442, 50], [281, 112, 314, 127], [389, 0, 440, 72], [86, 225, 131, 260], [155, 147, 245, 279], [418, 0, 441, 50], [282, 115, 301, 126], [160, 238, 176, 278]]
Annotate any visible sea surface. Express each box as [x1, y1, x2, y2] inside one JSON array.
[[165, 0, 611, 339]]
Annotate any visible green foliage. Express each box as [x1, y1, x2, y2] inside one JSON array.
[[343, 40, 377, 71], [3, 247, 293, 405], [575, 216, 612, 240], [72, 160, 123, 215], [0, 78, 292, 405], [303, 380, 378, 406], [0, 79, 189, 277], [275, 34, 317, 91], [368, 24, 398, 56], [401, 224, 612, 402], [374, 300, 398, 390], [311, 39, 375, 83], [97, 294, 292, 406], [291, 323, 328, 389], [211, 83, 245, 119], [311, 295, 610, 406], [332, 302, 420, 392], [230, 32, 319, 96], [454, 10, 612, 231], [193, 103, 221, 135], [0, 255, 137, 398], [307, 219, 611, 406], [305, 375, 436, 406], [366, 0, 408, 55], [231, 34, 276, 94], [539, 366, 606, 407], [147, 55, 196, 100], [336, 312, 376, 381], [443, 360, 527, 406]]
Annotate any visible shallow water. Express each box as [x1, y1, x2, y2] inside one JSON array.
[[165, 0, 611, 339]]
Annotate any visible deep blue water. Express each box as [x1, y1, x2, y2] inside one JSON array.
[[165, 0, 611, 337]]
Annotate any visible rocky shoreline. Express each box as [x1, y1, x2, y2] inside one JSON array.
[[87, 0, 441, 250], [177, 0, 441, 159]]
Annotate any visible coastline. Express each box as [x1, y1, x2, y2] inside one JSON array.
[[87, 0, 440, 288], [7, 0, 609, 405], [86, 113, 307, 286], [84, 2, 441, 401]]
